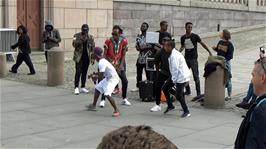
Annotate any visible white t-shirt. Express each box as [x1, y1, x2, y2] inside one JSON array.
[[98, 58, 119, 80]]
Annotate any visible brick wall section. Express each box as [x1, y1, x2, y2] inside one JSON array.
[[113, 1, 266, 47]]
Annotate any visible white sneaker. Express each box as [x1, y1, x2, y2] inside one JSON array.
[[150, 105, 162, 112], [80, 88, 89, 94], [122, 98, 131, 106], [99, 100, 105, 108], [74, 87, 79, 95]]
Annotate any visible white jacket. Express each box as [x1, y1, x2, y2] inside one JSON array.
[[168, 49, 191, 83]]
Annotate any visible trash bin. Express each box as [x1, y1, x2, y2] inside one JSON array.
[[0, 53, 7, 78], [204, 66, 225, 108], [47, 47, 64, 86]]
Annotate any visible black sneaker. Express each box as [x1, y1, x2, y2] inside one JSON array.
[[27, 72, 36, 75], [164, 106, 175, 114], [9, 70, 17, 73], [86, 104, 96, 111], [184, 91, 191, 96], [181, 112, 191, 118], [236, 101, 250, 110]]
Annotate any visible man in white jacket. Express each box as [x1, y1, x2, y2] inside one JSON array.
[[163, 39, 191, 118]]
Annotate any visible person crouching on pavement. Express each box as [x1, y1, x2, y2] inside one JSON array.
[[86, 47, 120, 117], [72, 24, 95, 95], [10, 25, 36, 75], [163, 39, 191, 118]]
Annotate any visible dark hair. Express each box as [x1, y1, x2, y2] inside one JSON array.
[[142, 22, 149, 28], [17, 25, 28, 34], [165, 39, 176, 48], [185, 22, 193, 27], [160, 21, 168, 26], [222, 29, 231, 40], [113, 25, 123, 34], [97, 125, 178, 149]]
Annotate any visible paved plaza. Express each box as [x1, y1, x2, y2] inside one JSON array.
[[1, 26, 266, 148]]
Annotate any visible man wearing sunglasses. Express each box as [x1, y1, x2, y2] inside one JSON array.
[[100, 25, 131, 107], [235, 51, 266, 149]]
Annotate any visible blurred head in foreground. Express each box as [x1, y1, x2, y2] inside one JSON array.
[[97, 125, 178, 149]]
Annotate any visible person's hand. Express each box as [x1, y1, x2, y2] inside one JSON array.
[[91, 75, 98, 82], [10, 45, 16, 50]]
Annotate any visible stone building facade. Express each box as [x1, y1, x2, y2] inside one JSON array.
[[0, 0, 266, 50]]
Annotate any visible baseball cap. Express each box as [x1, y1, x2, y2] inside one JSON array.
[[81, 24, 89, 31], [94, 47, 103, 58]]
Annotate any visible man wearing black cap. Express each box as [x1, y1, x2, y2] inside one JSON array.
[[72, 24, 95, 95]]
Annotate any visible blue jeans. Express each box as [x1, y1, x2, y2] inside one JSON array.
[[243, 82, 257, 103], [226, 61, 232, 97]]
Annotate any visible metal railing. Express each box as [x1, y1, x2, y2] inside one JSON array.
[[199, 0, 248, 6], [257, 0, 266, 6], [0, 28, 17, 53]]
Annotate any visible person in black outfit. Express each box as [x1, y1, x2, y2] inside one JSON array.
[[235, 57, 266, 149], [180, 22, 212, 97], [135, 22, 153, 88], [150, 38, 172, 112], [10, 25, 36, 75]]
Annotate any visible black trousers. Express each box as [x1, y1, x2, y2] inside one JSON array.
[[11, 53, 35, 73], [118, 70, 128, 99], [74, 57, 89, 88], [136, 62, 150, 87], [163, 79, 189, 113], [154, 72, 169, 105], [45, 51, 48, 62], [185, 59, 201, 96]]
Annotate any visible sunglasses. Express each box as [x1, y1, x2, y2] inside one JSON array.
[[257, 57, 266, 74]]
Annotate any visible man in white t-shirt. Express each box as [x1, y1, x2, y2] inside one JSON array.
[[86, 47, 120, 117]]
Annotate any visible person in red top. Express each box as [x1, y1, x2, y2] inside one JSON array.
[[98, 25, 131, 107]]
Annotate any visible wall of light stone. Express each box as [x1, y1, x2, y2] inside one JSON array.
[[113, 1, 266, 47], [50, 0, 113, 51], [1, 0, 265, 50], [0, 0, 17, 29]]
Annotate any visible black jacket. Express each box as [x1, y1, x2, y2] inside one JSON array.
[[235, 94, 266, 149], [11, 34, 31, 54]]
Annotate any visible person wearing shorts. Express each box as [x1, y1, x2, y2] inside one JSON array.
[[86, 47, 120, 117]]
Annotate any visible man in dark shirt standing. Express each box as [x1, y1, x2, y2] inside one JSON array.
[[157, 21, 172, 45], [180, 22, 212, 97]]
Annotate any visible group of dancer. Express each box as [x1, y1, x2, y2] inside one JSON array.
[[9, 20, 235, 117]]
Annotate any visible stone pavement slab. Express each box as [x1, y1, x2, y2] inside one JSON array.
[[1, 79, 244, 149]]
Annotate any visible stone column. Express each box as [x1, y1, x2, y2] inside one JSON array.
[[0, 53, 7, 78], [248, 0, 257, 11], [204, 66, 225, 108], [47, 47, 64, 86]]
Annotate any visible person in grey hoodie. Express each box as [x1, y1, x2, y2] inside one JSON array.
[[42, 20, 61, 62]]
